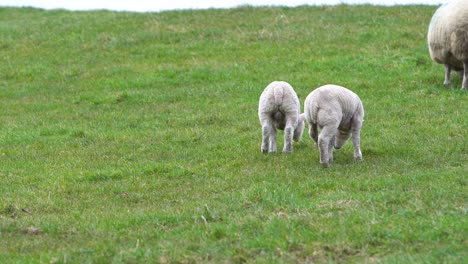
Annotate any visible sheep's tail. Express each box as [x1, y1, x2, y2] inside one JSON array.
[[273, 85, 285, 105]]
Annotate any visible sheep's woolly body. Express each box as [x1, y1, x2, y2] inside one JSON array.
[[258, 81, 305, 153], [427, 0, 468, 89], [304, 85, 364, 167]]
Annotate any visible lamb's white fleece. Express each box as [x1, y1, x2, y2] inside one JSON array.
[[258, 81, 305, 153], [304, 84, 364, 167]]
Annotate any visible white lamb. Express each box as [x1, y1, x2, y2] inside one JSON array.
[[427, 0, 468, 90], [304, 85, 364, 167], [258, 81, 305, 153]]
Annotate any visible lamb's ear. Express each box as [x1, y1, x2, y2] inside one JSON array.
[[298, 113, 305, 123]]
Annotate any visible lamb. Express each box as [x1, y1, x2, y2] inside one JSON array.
[[304, 85, 364, 167], [258, 81, 305, 154], [427, 0, 468, 90]]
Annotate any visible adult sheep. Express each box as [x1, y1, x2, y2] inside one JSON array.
[[427, 0, 468, 90], [304, 85, 364, 167], [258, 81, 305, 154]]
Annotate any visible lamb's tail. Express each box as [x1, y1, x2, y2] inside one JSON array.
[[272, 85, 285, 105]]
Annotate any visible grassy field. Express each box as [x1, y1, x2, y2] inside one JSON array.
[[0, 4, 466, 263]]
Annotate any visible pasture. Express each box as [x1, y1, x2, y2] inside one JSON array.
[[0, 5, 466, 263]]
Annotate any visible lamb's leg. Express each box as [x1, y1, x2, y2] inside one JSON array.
[[293, 114, 305, 142], [328, 136, 335, 164], [269, 127, 277, 153], [444, 64, 451, 86], [462, 60, 468, 90], [351, 128, 362, 161], [318, 126, 336, 167], [283, 117, 295, 153], [261, 119, 273, 154]]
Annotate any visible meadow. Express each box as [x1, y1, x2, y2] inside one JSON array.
[[0, 4, 466, 263]]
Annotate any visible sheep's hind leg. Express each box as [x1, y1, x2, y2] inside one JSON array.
[[261, 120, 274, 153], [269, 127, 277, 153], [283, 117, 295, 153], [444, 64, 452, 86], [352, 128, 362, 161], [328, 136, 335, 164], [318, 126, 336, 167], [462, 60, 468, 90], [283, 127, 294, 153]]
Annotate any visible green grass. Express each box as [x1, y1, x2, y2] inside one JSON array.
[[0, 4, 466, 263]]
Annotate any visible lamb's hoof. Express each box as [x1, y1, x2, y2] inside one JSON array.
[[443, 81, 450, 86], [354, 156, 363, 161], [261, 149, 268, 154], [320, 162, 330, 168]]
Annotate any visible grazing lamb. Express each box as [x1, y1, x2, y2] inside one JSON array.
[[258, 81, 305, 154], [304, 85, 364, 167], [427, 0, 468, 90]]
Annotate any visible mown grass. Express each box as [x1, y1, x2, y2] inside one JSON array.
[[0, 4, 466, 263]]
